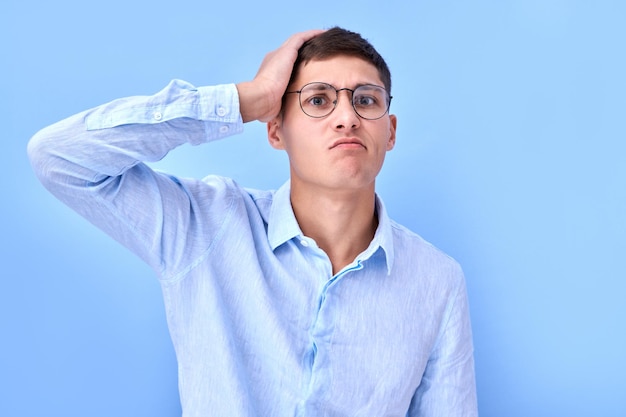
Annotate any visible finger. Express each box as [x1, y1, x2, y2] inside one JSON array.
[[257, 29, 325, 78], [281, 29, 326, 50]]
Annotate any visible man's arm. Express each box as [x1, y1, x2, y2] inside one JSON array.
[[27, 30, 322, 277], [27, 81, 245, 275], [408, 274, 478, 416]]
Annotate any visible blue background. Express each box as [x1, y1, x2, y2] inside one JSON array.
[[2, 0, 625, 416]]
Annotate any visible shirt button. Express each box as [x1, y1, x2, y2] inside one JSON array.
[[219, 125, 229, 133], [216, 107, 227, 117], [153, 111, 163, 121], [300, 239, 309, 247]]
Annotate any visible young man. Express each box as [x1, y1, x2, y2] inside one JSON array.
[[28, 28, 477, 416]]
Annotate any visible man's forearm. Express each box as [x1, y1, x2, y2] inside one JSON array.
[[28, 80, 243, 187]]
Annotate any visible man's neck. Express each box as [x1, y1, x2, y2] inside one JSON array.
[[290, 181, 378, 275]]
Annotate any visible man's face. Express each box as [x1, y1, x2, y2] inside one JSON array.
[[268, 56, 397, 194]]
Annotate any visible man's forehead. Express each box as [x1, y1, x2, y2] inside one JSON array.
[[292, 56, 383, 87]]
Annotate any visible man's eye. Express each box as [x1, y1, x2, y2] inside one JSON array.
[[307, 96, 329, 106], [355, 95, 377, 107]]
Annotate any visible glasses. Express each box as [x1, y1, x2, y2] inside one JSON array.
[[285, 82, 392, 120]]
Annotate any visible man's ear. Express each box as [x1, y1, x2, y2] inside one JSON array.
[[387, 114, 397, 151], [267, 115, 286, 150]]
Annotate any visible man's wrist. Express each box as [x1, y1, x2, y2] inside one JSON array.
[[236, 81, 266, 123]]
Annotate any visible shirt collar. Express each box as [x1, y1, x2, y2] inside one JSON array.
[[267, 180, 395, 275], [268, 180, 303, 250], [370, 195, 395, 275]]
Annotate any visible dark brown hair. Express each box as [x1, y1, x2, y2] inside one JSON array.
[[288, 27, 392, 93]]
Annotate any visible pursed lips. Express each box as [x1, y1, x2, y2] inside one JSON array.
[[329, 137, 366, 150]]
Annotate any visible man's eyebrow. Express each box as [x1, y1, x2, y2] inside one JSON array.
[[354, 83, 383, 89], [311, 83, 333, 91], [310, 82, 384, 90]]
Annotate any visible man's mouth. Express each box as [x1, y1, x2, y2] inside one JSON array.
[[330, 138, 366, 149]]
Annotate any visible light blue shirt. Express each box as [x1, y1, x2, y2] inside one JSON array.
[[28, 80, 477, 417]]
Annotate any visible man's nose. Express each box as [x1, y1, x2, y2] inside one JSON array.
[[332, 90, 361, 129]]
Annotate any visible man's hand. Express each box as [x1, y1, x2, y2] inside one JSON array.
[[236, 29, 324, 123]]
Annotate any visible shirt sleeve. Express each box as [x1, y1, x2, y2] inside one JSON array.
[[27, 80, 245, 278], [407, 272, 479, 417]]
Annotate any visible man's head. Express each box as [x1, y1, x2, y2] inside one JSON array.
[[269, 27, 397, 195], [288, 27, 392, 94]]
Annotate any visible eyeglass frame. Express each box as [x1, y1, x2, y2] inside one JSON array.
[[284, 82, 393, 120]]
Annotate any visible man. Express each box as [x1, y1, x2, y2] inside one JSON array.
[[28, 27, 477, 416]]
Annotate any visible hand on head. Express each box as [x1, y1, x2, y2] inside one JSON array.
[[237, 29, 325, 123]]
